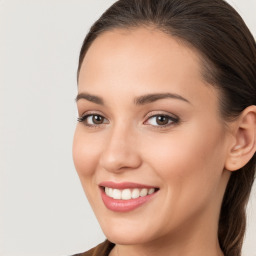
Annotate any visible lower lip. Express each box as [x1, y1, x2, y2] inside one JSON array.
[[100, 188, 158, 212]]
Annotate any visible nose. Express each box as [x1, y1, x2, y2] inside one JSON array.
[[99, 125, 142, 173]]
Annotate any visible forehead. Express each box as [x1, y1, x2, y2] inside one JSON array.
[[80, 27, 203, 81], [78, 27, 218, 109]]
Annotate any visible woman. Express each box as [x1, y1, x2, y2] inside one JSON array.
[[72, 0, 256, 255]]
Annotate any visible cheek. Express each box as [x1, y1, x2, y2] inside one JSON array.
[[142, 123, 226, 191], [139, 125, 227, 230], [72, 126, 100, 178], [72, 127, 105, 209]]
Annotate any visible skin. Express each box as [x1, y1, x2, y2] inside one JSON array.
[[73, 27, 254, 256]]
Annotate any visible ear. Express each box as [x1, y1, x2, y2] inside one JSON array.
[[225, 105, 256, 171]]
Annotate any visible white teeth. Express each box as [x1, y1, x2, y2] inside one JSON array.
[[131, 188, 140, 199], [140, 188, 148, 197], [105, 187, 113, 197], [104, 187, 156, 200], [121, 189, 131, 200], [112, 189, 121, 199], [108, 188, 113, 197], [148, 188, 155, 195]]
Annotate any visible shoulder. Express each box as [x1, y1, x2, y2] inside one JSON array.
[[72, 240, 115, 256]]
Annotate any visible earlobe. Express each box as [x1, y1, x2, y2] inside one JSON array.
[[225, 105, 256, 172]]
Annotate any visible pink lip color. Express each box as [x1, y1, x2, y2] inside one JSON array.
[[99, 182, 158, 212], [99, 181, 156, 189]]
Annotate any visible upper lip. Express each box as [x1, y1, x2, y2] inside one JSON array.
[[99, 181, 158, 190]]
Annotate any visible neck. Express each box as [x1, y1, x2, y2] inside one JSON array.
[[111, 231, 224, 256]]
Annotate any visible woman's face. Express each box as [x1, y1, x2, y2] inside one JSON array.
[[73, 28, 232, 245]]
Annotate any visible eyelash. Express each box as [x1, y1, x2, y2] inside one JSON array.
[[77, 114, 109, 127], [144, 114, 179, 128], [77, 112, 179, 129]]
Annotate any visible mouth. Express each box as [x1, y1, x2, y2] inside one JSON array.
[[99, 182, 159, 212], [103, 187, 157, 200]]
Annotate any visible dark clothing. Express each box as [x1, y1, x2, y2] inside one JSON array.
[[72, 240, 115, 256]]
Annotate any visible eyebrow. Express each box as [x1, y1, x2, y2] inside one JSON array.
[[75, 93, 104, 105], [134, 93, 190, 105], [75, 92, 190, 105]]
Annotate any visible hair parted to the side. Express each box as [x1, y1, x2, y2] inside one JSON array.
[[77, 0, 256, 255]]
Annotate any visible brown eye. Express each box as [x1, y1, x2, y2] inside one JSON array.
[[145, 114, 179, 127], [77, 114, 108, 126], [92, 115, 104, 124], [156, 115, 169, 125]]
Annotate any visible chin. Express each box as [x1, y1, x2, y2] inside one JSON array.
[[105, 230, 153, 245], [98, 217, 158, 245]]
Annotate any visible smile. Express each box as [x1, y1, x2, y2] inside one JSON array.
[[104, 187, 156, 200], [99, 182, 159, 212]]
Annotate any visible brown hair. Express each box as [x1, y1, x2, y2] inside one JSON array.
[[77, 0, 256, 255]]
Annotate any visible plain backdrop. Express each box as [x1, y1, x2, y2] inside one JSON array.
[[1, 1, 255, 255]]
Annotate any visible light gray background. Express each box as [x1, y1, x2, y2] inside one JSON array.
[[1, 1, 255, 255]]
